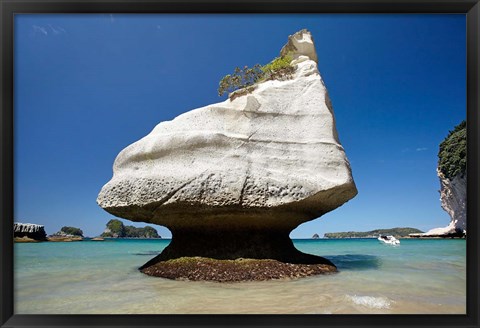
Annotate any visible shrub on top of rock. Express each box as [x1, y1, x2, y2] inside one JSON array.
[[217, 53, 294, 98], [218, 65, 262, 97], [260, 53, 295, 81]]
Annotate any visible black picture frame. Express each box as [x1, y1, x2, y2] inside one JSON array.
[[1, 1, 479, 327]]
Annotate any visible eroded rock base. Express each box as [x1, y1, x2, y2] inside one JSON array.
[[140, 257, 337, 282], [138, 227, 336, 271]]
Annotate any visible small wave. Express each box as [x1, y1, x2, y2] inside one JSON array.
[[346, 295, 393, 309]]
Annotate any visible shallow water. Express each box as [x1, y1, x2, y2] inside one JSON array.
[[14, 238, 466, 314]]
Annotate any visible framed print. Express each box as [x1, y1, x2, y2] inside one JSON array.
[[1, 0, 479, 327]]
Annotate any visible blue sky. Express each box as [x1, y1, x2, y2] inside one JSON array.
[[14, 14, 466, 238]]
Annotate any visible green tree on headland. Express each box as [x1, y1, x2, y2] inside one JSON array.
[[438, 120, 466, 179]]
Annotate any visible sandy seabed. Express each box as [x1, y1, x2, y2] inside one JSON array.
[[14, 239, 466, 314]]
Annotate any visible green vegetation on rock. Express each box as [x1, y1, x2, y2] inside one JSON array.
[[101, 219, 160, 238], [324, 227, 423, 239], [218, 65, 262, 97], [260, 54, 294, 80], [218, 53, 295, 97], [438, 120, 466, 179], [60, 226, 84, 237]]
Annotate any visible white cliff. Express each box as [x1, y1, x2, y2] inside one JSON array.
[[410, 120, 466, 239], [412, 170, 466, 238], [439, 170, 467, 234]]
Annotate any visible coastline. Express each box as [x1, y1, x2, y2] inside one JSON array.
[[14, 236, 467, 243], [322, 236, 466, 239], [98, 237, 163, 240]]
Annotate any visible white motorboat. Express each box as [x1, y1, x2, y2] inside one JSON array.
[[377, 235, 400, 245]]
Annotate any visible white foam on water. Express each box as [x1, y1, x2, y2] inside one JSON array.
[[346, 295, 393, 309]]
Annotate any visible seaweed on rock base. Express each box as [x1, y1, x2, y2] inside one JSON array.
[[141, 257, 337, 282]]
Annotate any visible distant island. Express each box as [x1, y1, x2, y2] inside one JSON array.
[[14, 220, 161, 242], [101, 219, 161, 238], [48, 226, 84, 242], [324, 227, 423, 239]]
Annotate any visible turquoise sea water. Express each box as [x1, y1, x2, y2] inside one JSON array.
[[14, 238, 466, 314]]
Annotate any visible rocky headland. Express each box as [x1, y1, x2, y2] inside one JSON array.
[[48, 226, 84, 242], [410, 121, 466, 239], [325, 227, 423, 239], [97, 29, 357, 281]]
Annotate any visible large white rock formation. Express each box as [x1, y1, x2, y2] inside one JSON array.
[[97, 29, 357, 266]]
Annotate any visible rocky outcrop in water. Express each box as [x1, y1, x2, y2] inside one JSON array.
[[97, 29, 357, 279], [14, 223, 47, 241], [47, 235, 83, 242]]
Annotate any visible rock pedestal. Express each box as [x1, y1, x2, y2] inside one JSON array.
[[97, 29, 357, 280]]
